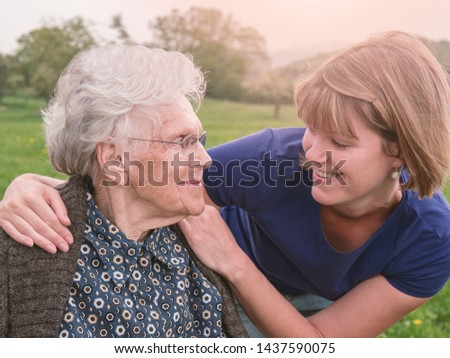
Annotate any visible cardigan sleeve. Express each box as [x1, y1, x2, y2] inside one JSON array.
[[0, 176, 87, 337], [0, 229, 10, 337]]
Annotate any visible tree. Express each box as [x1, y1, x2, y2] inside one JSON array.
[[244, 67, 295, 119], [264, 53, 333, 119], [110, 14, 136, 45], [15, 17, 96, 98], [421, 38, 450, 73], [1, 53, 26, 97], [0, 54, 7, 103], [149, 7, 268, 100]]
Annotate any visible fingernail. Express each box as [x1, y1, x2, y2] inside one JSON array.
[[47, 244, 57, 254], [24, 239, 34, 247], [58, 242, 69, 252], [65, 236, 74, 244]]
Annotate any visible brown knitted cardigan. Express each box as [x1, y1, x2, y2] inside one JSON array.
[[0, 176, 248, 337]]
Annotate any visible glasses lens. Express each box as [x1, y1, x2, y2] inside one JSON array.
[[181, 131, 206, 149], [199, 132, 207, 146], [182, 134, 197, 149]]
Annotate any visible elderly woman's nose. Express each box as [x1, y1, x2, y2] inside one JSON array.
[[197, 144, 212, 168]]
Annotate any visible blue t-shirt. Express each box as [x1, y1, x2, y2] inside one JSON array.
[[204, 128, 450, 300]]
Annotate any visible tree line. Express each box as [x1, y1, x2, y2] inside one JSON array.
[[2, 6, 449, 118], [0, 7, 295, 115]]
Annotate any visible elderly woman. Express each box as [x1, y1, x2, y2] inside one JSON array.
[[0, 45, 247, 338]]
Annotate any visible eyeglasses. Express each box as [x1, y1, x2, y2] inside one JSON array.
[[128, 131, 207, 150]]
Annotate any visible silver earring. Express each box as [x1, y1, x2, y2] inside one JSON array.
[[391, 167, 400, 180]]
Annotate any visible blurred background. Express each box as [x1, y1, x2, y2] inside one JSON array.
[[0, 0, 449, 337], [1, 0, 450, 111]]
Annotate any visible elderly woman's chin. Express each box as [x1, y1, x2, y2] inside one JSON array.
[[177, 181, 206, 216], [185, 201, 206, 217]]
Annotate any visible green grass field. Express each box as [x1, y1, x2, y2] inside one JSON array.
[[0, 95, 448, 337]]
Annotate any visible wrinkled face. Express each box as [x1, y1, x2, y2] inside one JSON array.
[[302, 110, 402, 211], [125, 97, 211, 218]]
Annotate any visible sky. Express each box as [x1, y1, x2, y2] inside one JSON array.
[[1, 0, 450, 65]]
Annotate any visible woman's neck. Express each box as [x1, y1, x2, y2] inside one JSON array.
[[330, 182, 403, 219], [320, 189, 403, 252], [93, 185, 184, 242]]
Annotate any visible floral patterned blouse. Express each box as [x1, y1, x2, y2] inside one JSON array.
[[58, 193, 224, 338]]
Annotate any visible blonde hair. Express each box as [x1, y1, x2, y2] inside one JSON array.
[[295, 31, 450, 197]]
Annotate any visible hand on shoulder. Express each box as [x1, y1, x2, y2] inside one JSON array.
[[0, 173, 71, 253]]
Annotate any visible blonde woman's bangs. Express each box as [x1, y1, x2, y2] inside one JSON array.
[[296, 76, 357, 139]]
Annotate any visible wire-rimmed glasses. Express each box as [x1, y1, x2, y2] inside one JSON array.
[[128, 131, 207, 149]]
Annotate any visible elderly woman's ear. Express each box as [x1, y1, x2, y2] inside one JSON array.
[[96, 141, 125, 187]]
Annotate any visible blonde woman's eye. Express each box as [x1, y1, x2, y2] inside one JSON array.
[[331, 139, 349, 149]]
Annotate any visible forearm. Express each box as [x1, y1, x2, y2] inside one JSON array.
[[1, 174, 64, 211], [224, 253, 323, 338]]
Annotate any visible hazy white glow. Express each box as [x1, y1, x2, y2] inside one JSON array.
[[1, 0, 449, 60]]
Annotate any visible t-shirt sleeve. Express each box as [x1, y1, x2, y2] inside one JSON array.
[[384, 230, 450, 298], [204, 127, 305, 211], [204, 128, 277, 209]]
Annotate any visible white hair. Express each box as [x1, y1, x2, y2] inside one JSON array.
[[43, 45, 206, 176]]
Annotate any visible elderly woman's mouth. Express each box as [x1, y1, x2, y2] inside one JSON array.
[[177, 180, 203, 187]]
